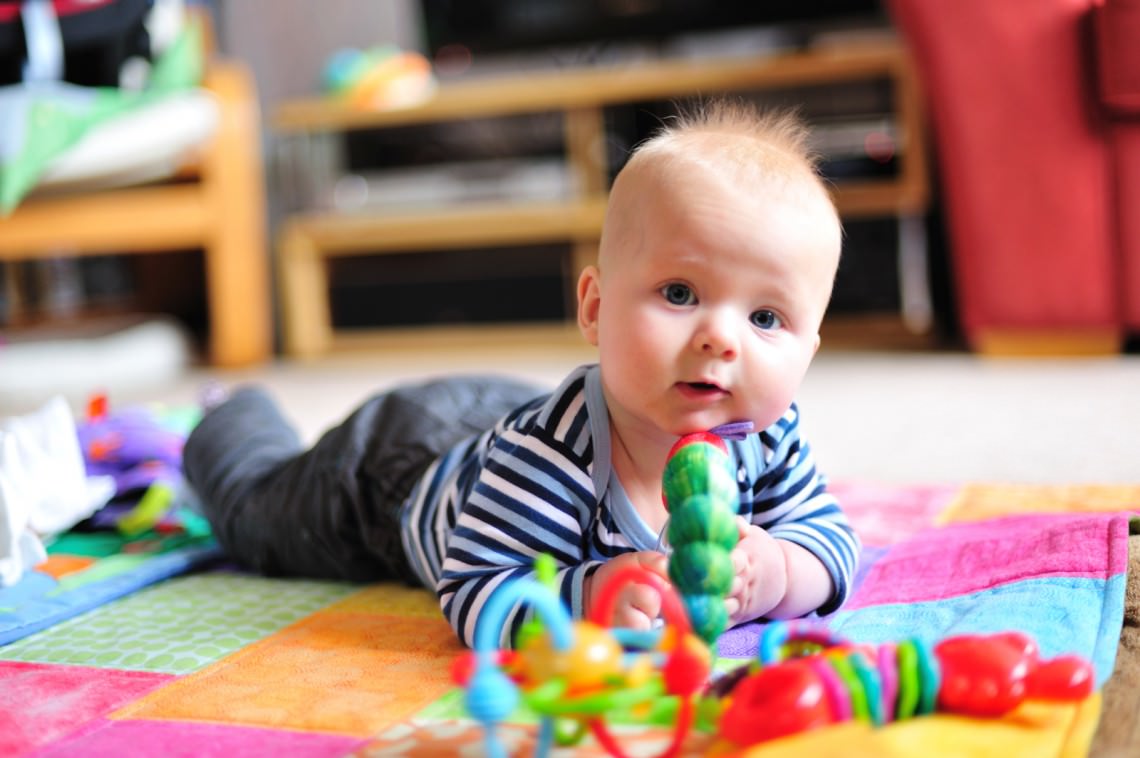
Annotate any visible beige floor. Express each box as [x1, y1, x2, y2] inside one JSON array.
[[115, 338, 1140, 488]]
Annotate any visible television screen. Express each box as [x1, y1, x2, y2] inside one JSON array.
[[418, 0, 886, 59]]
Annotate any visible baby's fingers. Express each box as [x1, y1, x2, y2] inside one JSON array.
[[730, 546, 748, 578], [724, 595, 742, 620], [636, 551, 669, 578], [729, 574, 744, 599], [612, 603, 654, 631], [627, 582, 663, 618], [609, 583, 661, 630]]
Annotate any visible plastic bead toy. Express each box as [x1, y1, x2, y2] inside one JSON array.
[[661, 431, 740, 645], [456, 572, 1098, 756], [716, 620, 1097, 748], [452, 554, 711, 758]]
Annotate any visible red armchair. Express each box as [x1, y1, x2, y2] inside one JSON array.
[[1097, 0, 1140, 341], [887, 0, 1140, 354]]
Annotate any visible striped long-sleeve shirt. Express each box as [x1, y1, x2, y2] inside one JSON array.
[[400, 364, 859, 648]]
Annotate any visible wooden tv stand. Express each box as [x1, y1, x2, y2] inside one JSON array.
[[272, 38, 930, 358]]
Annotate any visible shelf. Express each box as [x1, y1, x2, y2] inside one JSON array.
[[274, 42, 913, 133], [282, 197, 608, 257], [833, 178, 928, 217], [0, 185, 210, 258], [271, 38, 931, 358], [325, 321, 592, 356]]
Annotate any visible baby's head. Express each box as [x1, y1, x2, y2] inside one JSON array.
[[578, 100, 842, 444]]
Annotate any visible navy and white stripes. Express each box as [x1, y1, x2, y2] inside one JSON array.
[[400, 364, 860, 648]]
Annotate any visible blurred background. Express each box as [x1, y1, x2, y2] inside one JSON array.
[[1, 0, 1137, 484]]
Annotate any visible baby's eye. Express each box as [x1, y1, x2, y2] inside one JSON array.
[[750, 310, 783, 330], [661, 283, 696, 306]]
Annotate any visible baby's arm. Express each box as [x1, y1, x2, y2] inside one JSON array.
[[726, 518, 834, 624], [436, 423, 607, 648], [727, 404, 860, 624]]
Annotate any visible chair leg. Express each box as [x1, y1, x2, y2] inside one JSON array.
[[201, 62, 273, 367]]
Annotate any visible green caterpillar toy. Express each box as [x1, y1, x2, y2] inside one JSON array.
[[662, 431, 740, 645]]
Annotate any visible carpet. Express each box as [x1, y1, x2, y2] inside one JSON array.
[[2, 481, 1138, 757]]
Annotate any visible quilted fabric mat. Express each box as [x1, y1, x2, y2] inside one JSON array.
[[0, 527, 222, 647], [1, 482, 1137, 757]]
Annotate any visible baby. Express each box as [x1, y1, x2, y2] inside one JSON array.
[[182, 99, 859, 647]]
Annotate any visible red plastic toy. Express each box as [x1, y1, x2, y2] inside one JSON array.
[[717, 621, 1096, 748]]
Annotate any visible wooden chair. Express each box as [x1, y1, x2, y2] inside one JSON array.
[[0, 26, 271, 368]]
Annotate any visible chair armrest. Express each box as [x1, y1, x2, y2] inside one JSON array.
[[1094, 0, 1140, 118], [201, 59, 259, 113]]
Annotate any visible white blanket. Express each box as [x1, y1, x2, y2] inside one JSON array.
[[0, 397, 114, 586]]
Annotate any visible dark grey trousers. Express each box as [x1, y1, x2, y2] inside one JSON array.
[[181, 376, 546, 584]]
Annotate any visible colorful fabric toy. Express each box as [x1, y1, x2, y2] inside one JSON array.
[[76, 393, 199, 536]]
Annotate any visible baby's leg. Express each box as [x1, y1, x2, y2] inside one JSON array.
[[183, 378, 545, 585], [185, 385, 417, 582], [181, 387, 336, 576]]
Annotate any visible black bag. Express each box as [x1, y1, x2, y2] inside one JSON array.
[[0, 0, 153, 87]]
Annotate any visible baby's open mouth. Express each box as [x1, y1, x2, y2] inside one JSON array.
[[681, 381, 726, 394]]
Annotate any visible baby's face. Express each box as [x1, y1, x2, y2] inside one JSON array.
[[580, 162, 840, 445]]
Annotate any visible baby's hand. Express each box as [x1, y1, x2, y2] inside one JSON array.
[[585, 551, 669, 630], [725, 517, 788, 624]]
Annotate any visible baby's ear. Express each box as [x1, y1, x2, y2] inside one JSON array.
[[577, 266, 602, 346]]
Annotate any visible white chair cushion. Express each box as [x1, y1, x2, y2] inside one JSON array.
[[33, 89, 219, 195]]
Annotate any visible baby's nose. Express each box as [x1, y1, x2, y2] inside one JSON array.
[[694, 315, 739, 359]]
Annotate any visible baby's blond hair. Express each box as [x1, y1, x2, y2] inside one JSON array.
[[598, 99, 837, 268], [626, 98, 827, 193]]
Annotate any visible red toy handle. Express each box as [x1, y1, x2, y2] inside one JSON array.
[[587, 564, 692, 635], [586, 564, 703, 758]]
